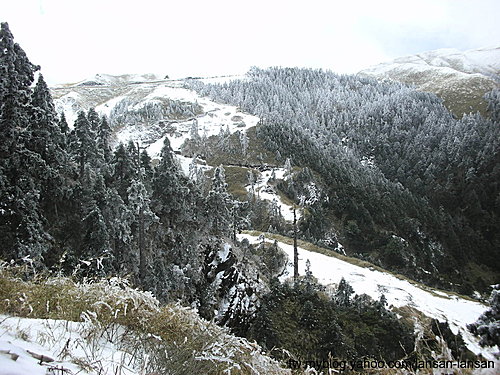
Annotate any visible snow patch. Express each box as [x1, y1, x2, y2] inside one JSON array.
[[246, 167, 300, 222], [0, 315, 138, 375], [239, 233, 498, 361]]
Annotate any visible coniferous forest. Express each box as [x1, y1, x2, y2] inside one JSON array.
[[190, 67, 500, 294], [1, 21, 499, 370]]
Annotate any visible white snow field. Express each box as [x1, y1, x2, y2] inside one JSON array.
[[0, 315, 138, 375], [239, 233, 499, 362]]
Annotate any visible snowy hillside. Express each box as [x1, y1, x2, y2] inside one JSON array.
[[239, 232, 499, 362], [52, 73, 259, 176], [51, 73, 310, 224], [359, 46, 500, 116], [361, 47, 500, 79], [0, 277, 289, 375], [52, 74, 258, 154]]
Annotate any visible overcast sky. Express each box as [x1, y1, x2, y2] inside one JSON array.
[[1, 0, 499, 84]]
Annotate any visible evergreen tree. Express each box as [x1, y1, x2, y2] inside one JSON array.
[[28, 73, 70, 231], [335, 278, 354, 306], [0, 22, 49, 261], [0, 22, 39, 158], [87, 107, 100, 133], [70, 111, 97, 179], [97, 115, 112, 163], [28, 74, 59, 157], [205, 165, 233, 235], [152, 137, 189, 228], [151, 137, 202, 291], [468, 285, 500, 347], [485, 88, 500, 123], [111, 143, 136, 203], [58, 112, 70, 135], [127, 172, 158, 284], [139, 149, 153, 183]]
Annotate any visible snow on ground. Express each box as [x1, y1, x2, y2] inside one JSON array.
[[238, 233, 499, 361], [0, 315, 139, 375], [131, 81, 259, 145], [54, 91, 83, 127], [95, 95, 127, 117], [53, 75, 259, 159], [55, 74, 260, 179], [360, 46, 500, 79], [196, 75, 247, 85], [246, 168, 300, 222]]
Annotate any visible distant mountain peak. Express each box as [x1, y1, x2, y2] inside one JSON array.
[[75, 73, 168, 87], [359, 46, 500, 117]]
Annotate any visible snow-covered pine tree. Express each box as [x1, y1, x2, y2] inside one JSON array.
[[205, 165, 233, 236], [0, 22, 39, 158], [334, 277, 354, 307], [127, 171, 158, 285], [467, 285, 500, 348], [111, 143, 136, 203], [70, 111, 97, 179], [97, 115, 112, 163], [28, 74, 60, 158], [239, 130, 249, 158], [0, 22, 50, 261], [152, 137, 186, 228], [58, 112, 70, 135], [87, 107, 100, 133], [485, 88, 500, 123], [27, 73, 71, 242], [101, 187, 133, 273]]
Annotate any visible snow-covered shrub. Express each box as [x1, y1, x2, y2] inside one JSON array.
[[468, 284, 500, 352], [0, 265, 290, 374]]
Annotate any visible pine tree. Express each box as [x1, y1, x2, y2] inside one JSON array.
[[152, 137, 187, 227], [111, 143, 136, 203], [87, 107, 100, 133], [0, 22, 39, 158], [58, 112, 70, 135], [71, 111, 97, 179], [205, 165, 233, 235], [467, 285, 500, 347], [335, 278, 354, 307], [0, 22, 49, 261], [28, 74, 58, 157], [139, 149, 153, 183], [97, 115, 112, 163], [485, 88, 500, 123], [127, 172, 158, 285], [28, 73, 70, 229], [239, 130, 249, 158]]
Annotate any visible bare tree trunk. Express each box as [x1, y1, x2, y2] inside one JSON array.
[[293, 206, 298, 283], [138, 207, 146, 285]]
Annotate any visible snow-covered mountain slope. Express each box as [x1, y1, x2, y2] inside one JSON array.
[[52, 74, 259, 178], [239, 232, 499, 362], [51, 74, 309, 224], [52, 74, 258, 155], [359, 46, 500, 117], [0, 276, 289, 375]]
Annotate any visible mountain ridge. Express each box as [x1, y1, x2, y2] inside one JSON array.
[[358, 46, 500, 117]]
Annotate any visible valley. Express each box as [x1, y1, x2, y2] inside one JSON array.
[[1, 20, 499, 373]]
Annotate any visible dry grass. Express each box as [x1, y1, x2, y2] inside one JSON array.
[[0, 262, 289, 375]]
